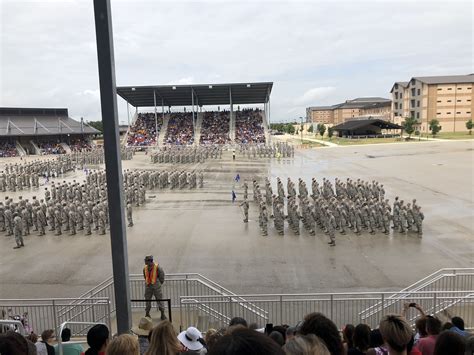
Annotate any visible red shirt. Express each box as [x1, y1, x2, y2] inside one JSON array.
[[416, 335, 437, 355]]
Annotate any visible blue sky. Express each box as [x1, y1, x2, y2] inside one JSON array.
[[1, 0, 472, 123]]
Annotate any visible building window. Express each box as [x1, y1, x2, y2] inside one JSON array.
[[468, 87, 472, 90], [417, 89, 421, 95], [457, 112, 461, 114], [411, 88, 416, 96], [458, 87, 462, 90], [400, 93, 403, 98], [411, 100, 415, 108], [457, 100, 462, 102], [437, 88, 442, 91], [468, 99, 472, 102], [447, 112, 451, 114], [417, 100, 420, 107], [437, 100, 442, 103], [400, 104, 403, 109], [447, 88, 452, 90], [437, 112, 441, 115], [410, 111, 415, 118], [447, 100, 451, 102], [395, 92, 399, 99], [467, 112, 471, 114], [416, 112, 420, 119]]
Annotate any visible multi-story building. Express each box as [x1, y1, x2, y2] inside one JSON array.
[[306, 97, 391, 125], [391, 74, 473, 132]]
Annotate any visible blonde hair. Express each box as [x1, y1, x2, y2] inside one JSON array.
[[145, 320, 181, 355], [106, 334, 139, 355], [283, 334, 330, 355], [379, 314, 413, 353]]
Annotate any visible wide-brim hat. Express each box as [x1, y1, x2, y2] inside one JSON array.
[[131, 317, 153, 336], [178, 327, 203, 351]]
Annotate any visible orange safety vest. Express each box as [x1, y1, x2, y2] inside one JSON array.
[[143, 263, 159, 285]]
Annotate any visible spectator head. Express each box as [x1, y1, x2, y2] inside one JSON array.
[[273, 326, 288, 343], [369, 329, 384, 348], [415, 317, 428, 338], [269, 331, 285, 347], [285, 327, 297, 342], [178, 326, 203, 352], [379, 315, 413, 354], [209, 328, 285, 355], [205, 329, 223, 353], [61, 328, 72, 342], [283, 334, 330, 355], [248, 323, 260, 331], [229, 317, 248, 328], [131, 317, 153, 338], [106, 334, 139, 355], [425, 316, 442, 336], [85, 324, 109, 355], [442, 322, 453, 331], [0, 331, 36, 355], [342, 324, 355, 349], [298, 312, 343, 355], [451, 316, 465, 331], [145, 320, 180, 355], [353, 324, 371, 351], [41, 329, 55, 344], [433, 330, 466, 355]]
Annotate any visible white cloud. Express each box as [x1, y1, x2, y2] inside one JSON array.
[[294, 87, 336, 105]]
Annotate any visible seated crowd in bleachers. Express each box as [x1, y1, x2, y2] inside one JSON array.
[[235, 108, 265, 144], [37, 141, 66, 155], [127, 113, 162, 146], [0, 140, 18, 157], [200, 111, 231, 145], [68, 137, 93, 152], [165, 112, 194, 145], [2, 305, 472, 355]]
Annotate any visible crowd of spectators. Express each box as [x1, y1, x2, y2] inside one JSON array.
[[200, 111, 231, 145], [235, 108, 265, 144], [165, 113, 195, 145], [0, 307, 472, 355], [68, 137, 93, 152], [37, 141, 66, 155], [127, 113, 162, 146], [0, 140, 18, 157]]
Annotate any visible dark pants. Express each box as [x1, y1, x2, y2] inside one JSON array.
[[145, 284, 164, 313]]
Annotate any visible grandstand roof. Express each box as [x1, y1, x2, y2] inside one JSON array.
[[117, 82, 273, 107], [0, 107, 99, 137]]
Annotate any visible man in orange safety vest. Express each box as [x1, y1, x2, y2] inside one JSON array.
[[143, 255, 166, 319]]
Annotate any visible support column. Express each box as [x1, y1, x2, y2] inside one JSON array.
[[192, 89, 195, 130], [93, 0, 131, 334], [229, 87, 233, 142], [154, 90, 158, 146], [126, 101, 130, 126], [161, 98, 165, 122]]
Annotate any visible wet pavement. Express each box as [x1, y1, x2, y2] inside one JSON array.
[[0, 140, 473, 299]]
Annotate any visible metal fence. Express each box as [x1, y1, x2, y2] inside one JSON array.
[[180, 290, 474, 330], [0, 298, 111, 337]]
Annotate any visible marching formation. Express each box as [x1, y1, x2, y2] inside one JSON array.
[[0, 167, 206, 249], [150, 146, 223, 164], [238, 142, 294, 159], [241, 177, 424, 245]]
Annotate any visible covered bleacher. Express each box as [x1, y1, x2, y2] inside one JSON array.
[[0, 107, 99, 156], [117, 82, 273, 146], [332, 118, 403, 138]]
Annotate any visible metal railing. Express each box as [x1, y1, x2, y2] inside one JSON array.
[[180, 290, 474, 330], [359, 268, 474, 324], [0, 298, 111, 337]]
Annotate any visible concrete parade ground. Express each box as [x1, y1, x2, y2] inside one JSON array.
[[0, 140, 473, 300]]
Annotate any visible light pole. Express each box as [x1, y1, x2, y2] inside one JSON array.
[[299, 116, 303, 144]]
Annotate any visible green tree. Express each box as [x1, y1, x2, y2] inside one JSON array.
[[328, 126, 334, 140], [317, 123, 326, 138], [429, 119, 442, 137], [466, 119, 473, 135], [307, 125, 314, 133], [87, 120, 103, 133], [287, 124, 295, 134], [402, 116, 416, 139]]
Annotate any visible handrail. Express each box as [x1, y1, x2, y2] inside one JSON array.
[[0, 320, 26, 335]]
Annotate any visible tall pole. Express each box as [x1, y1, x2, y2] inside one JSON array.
[[229, 87, 233, 142], [93, 0, 131, 334], [161, 98, 165, 122], [300, 117, 303, 143], [191, 88, 195, 131], [127, 101, 130, 126], [154, 90, 158, 146]]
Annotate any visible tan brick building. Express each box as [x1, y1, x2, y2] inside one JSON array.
[[391, 74, 473, 132], [306, 97, 391, 125]]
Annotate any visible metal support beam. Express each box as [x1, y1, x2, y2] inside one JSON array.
[[161, 98, 165, 122], [127, 101, 130, 126], [229, 87, 233, 141], [154, 90, 158, 146], [93, 0, 131, 334], [191, 89, 195, 130]]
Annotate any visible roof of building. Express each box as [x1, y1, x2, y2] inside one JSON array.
[[307, 106, 335, 111], [333, 118, 402, 131], [308, 97, 391, 111], [413, 74, 473, 85], [390, 81, 410, 93], [117, 82, 273, 107], [0, 107, 99, 137]]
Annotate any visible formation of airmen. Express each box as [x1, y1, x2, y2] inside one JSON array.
[[71, 147, 134, 169], [241, 177, 424, 246], [124, 169, 205, 190], [150, 146, 223, 164], [238, 142, 294, 159]]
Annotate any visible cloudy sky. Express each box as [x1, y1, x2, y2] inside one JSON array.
[[1, 0, 472, 123]]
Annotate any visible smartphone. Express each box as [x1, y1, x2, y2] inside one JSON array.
[[265, 323, 274, 335]]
